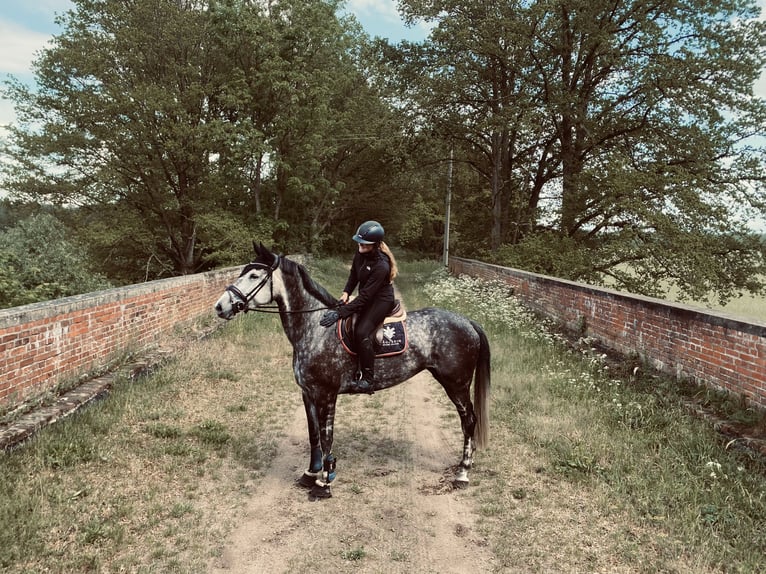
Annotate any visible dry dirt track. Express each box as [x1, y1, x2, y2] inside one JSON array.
[[209, 372, 496, 573]]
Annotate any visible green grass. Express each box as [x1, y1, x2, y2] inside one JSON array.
[[611, 272, 766, 323], [692, 290, 766, 322], [642, 272, 764, 323], [340, 547, 367, 561]]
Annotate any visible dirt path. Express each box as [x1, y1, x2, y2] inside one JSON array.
[[210, 372, 496, 573]]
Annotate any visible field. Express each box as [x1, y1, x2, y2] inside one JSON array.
[[613, 273, 766, 323], [0, 257, 764, 572], [686, 290, 766, 323]]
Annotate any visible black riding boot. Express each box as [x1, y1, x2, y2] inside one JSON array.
[[356, 337, 376, 394]]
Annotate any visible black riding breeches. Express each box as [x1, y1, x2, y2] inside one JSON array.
[[354, 298, 395, 347]]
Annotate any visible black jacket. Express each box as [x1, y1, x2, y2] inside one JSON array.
[[337, 249, 394, 318]]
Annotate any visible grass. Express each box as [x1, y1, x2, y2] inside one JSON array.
[[660, 278, 766, 323], [605, 271, 766, 323], [340, 547, 367, 561], [0, 255, 763, 572]]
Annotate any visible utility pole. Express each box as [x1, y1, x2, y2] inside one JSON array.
[[443, 146, 453, 267]]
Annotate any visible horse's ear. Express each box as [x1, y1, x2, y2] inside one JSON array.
[[253, 241, 273, 259]]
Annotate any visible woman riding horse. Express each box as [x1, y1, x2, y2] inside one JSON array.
[[319, 221, 398, 394]]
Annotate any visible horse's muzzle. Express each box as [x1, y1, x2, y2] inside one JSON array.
[[215, 294, 241, 320], [214, 301, 228, 319]]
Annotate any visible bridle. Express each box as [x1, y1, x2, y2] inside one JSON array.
[[224, 255, 340, 315], [224, 255, 280, 314]]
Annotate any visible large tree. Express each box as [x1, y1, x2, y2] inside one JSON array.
[[207, 0, 413, 254], [397, 2, 549, 250], [1, 0, 407, 278], [2, 0, 228, 276], [397, 0, 766, 302]]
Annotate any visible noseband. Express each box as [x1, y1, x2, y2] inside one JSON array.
[[225, 256, 280, 314]]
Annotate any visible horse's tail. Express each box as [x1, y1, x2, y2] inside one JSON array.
[[470, 320, 491, 449]]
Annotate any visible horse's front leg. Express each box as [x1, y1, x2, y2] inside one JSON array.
[[310, 392, 339, 499], [298, 389, 324, 488]]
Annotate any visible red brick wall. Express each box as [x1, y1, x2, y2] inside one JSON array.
[[449, 257, 766, 409], [0, 268, 238, 409]]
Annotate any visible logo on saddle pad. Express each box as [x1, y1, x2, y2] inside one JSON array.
[[337, 312, 408, 357], [376, 322, 407, 354]]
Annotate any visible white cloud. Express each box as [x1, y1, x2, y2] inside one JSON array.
[[0, 19, 52, 76], [346, 0, 400, 22], [0, 97, 17, 126], [0, 19, 52, 129], [345, 0, 433, 41]]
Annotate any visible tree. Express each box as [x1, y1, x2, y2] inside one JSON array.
[[396, 0, 766, 302], [2, 0, 229, 277], [397, 1, 550, 250], [208, 0, 413, 254], [1, 0, 411, 276]]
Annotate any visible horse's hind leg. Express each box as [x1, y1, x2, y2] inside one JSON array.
[[453, 401, 477, 488], [428, 369, 477, 488]]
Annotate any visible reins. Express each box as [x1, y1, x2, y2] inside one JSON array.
[[244, 304, 339, 315]]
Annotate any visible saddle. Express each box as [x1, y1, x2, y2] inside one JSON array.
[[337, 300, 408, 357]]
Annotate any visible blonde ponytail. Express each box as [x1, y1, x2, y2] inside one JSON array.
[[379, 241, 398, 283]]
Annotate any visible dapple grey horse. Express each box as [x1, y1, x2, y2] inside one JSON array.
[[214, 244, 490, 498]]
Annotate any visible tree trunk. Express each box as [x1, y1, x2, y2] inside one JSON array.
[[490, 131, 504, 249]]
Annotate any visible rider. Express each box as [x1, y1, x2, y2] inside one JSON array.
[[319, 220, 398, 393]]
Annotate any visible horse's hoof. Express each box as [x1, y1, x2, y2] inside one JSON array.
[[453, 479, 469, 490], [298, 472, 320, 488], [310, 483, 333, 499], [454, 465, 470, 488]]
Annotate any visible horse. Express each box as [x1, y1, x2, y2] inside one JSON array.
[[214, 243, 490, 498]]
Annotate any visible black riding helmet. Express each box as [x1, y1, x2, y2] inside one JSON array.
[[352, 220, 385, 244]]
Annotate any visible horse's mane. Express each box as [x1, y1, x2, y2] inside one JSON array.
[[281, 256, 338, 307]]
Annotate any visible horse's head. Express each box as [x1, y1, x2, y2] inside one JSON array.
[[215, 242, 280, 320]]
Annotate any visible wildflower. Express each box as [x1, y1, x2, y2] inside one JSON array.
[[705, 461, 722, 480]]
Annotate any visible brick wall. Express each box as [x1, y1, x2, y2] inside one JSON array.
[[5, 257, 764, 414], [0, 267, 238, 409], [449, 257, 766, 410]]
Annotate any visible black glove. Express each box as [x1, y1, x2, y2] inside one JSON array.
[[320, 310, 340, 327]]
